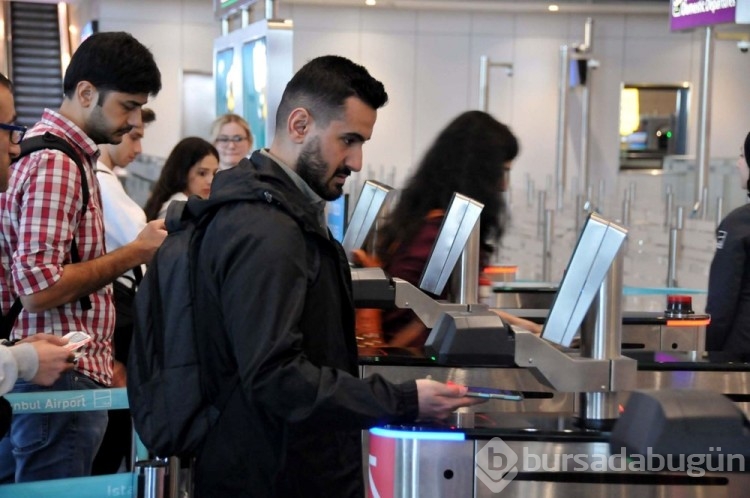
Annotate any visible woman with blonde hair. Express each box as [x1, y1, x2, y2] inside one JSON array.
[[210, 113, 253, 171]]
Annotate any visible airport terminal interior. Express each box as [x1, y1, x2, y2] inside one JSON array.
[[2, 0, 750, 496]]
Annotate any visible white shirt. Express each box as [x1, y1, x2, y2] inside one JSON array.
[[96, 162, 147, 252], [96, 161, 147, 282], [158, 192, 189, 220]]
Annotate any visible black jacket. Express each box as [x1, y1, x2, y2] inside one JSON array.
[[706, 203, 750, 353], [192, 151, 419, 497]]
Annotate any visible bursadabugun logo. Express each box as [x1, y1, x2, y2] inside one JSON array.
[[475, 437, 519, 494]]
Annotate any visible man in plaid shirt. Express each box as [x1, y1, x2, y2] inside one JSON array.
[[0, 32, 166, 483]]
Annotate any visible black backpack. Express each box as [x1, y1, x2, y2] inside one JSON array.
[[127, 198, 239, 458], [0, 132, 93, 339]]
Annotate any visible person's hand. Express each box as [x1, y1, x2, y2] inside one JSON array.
[[18, 333, 68, 346], [111, 360, 127, 388], [134, 219, 167, 263], [493, 309, 543, 336], [415, 379, 485, 421], [28, 339, 74, 386]]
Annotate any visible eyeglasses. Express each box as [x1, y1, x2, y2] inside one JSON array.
[[0, 123, 26, 145], [215, 135, 248, 144]]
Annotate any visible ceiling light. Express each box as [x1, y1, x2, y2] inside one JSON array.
[[366, 0, 376, 5], [548, 4, 559, 12]]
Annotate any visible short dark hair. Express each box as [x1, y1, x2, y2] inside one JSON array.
[[275, 55, 387, 130], [0, 73, 12, 92], [141, 107, 156, 126], [63, 32, 161, 98]]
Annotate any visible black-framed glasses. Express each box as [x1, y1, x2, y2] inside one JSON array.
[[0, 123, 27, 145], [215, 135, 248, 144]]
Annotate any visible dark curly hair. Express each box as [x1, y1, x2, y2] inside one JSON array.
[[376, 111, 519, 264], [144, 137, 219, 221]]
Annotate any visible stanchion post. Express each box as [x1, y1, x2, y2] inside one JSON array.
[[133, 459, 167, 498]]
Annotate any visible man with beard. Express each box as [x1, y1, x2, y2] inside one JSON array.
[[190, 55, 481, 497], [0, 33, 166, 482]]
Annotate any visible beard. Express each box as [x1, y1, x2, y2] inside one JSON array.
[[86, 106, 132, 145], [295, 137, 350, 201]]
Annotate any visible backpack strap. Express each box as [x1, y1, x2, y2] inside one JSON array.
[[2, 133, 94, 336]]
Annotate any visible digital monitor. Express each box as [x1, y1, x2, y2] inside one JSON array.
[[341, 181, 393, 261], [215, 48, 236, 116], [242, 37, 268, 148], [541, 213, 628, 347]]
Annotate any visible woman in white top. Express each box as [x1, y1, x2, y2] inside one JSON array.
[[211, 113, 254, 171], [144, 137, 220, 221]]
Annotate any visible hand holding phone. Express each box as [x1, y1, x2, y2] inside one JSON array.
[[465, 386, 524, 401], [62, 331, 91, 352]]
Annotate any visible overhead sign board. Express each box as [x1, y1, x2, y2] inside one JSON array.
[[214, 0, 258, 20], [670, 0, 737, 31]]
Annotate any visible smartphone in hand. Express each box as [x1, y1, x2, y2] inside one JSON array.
[[465, 386, 524, 401], [62, 331, 91, 352]]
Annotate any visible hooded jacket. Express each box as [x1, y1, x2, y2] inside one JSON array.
[[191, 151, 419, 497]]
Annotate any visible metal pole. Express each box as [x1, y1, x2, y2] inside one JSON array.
[[621, 189, 631, 227], [537, 190, 547, 237], [479, 55, 489, 111], [667, 227, 679, 288], [133, 459, 167, 498], [542, 209, 554, 281], [581, 82, 591, 198], [665, 189, 674, 229], [701, 186, 709, 220], [556, 45, 570, 210], [456, 221, 480, 304], [526, 177, 535, 207], [716, 196, 724, 226], [580, 247, 623, 427], [265, 0, 278, 19], [693, 26, 714, 216]]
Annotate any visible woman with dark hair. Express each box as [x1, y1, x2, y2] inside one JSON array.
[[705, 131, 750, 354], [360, 110, 534, 347], [144, 137, 219, 221]]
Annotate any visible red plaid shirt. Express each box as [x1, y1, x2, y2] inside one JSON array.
[[0, 109, 114, 385]]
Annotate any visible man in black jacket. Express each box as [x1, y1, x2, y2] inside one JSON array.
[[192, 55, 480, 497], [705, 131, 750, 355]]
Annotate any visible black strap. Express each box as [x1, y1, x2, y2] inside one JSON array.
[[0, 299, 22, 341], [1, 133, 94, 337]]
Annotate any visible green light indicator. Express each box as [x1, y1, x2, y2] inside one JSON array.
[[430, 356, 437, 361], [666, 131, 672, 138]]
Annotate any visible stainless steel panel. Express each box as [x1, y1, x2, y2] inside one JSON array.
[[420, 193, 483, 297], [341, 180, 393, 260], [492, 291, 556, 309], [361, 363, 750, 417], [542, 214, 627, 347]]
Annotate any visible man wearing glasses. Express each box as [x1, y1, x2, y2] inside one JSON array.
[[0, 74, 25, 191], [0, 33, 167, 483], [0, 73, 74, 394]]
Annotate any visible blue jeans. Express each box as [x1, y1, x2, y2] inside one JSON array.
[[0, 370, 108, 483]]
